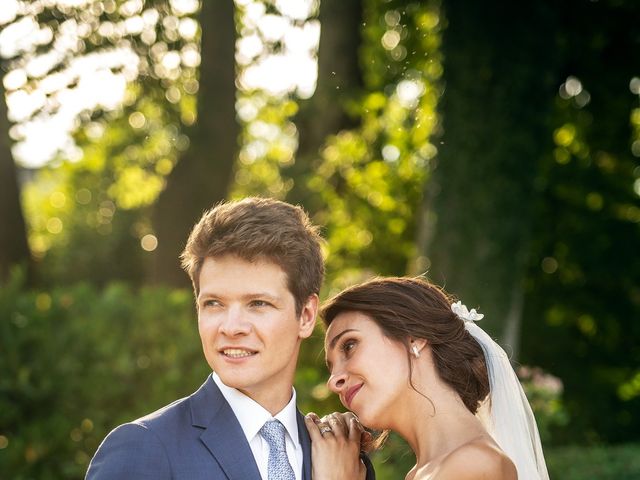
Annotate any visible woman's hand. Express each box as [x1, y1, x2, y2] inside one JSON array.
[[304, 412, 366, 480]]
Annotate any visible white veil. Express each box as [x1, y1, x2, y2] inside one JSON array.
[[452, 302, 549, 480]]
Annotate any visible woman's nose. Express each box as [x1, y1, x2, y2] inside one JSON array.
[[327, 372, 347, 393]]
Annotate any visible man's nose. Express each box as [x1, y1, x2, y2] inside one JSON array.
[[219, 306, 251, 336]]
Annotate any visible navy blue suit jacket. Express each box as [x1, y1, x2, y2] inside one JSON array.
[[86, 375, 375, 479]]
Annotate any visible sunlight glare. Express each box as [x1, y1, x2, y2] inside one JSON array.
[[258, 14, 289, 42], [284, 21, 320, 54], [12, 117, 77, 168], [237, 34, 263, 65], [6, 90, 46, 123], [0, 0, 19, 25], [0, 16, 40, 58], [170, 0, 199, 16], [396, 79, 425, 108], [2, 0, 319, 166], [26, 50, 63, 78], [57, 0, 93, 7], [3, 68, 27, 90], [241, 53, 316, 98], [275, 0, 316, 20]]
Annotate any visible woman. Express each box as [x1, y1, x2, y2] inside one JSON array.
[[304, 277, 548, 480]]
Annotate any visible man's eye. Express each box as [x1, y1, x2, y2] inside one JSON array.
[[251, 300, 271, 307], [202, 299, 220, 308]]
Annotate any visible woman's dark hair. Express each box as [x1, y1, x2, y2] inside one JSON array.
[[321, 277, 490, 414]]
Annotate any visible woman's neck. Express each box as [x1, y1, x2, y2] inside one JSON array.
[[393, 379, 487, 467]]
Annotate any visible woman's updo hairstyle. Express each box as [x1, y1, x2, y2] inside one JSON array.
[[321, 277, 490, 414]]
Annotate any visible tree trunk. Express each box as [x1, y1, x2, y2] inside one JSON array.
[[420, 1, 558, 353], [151, 0, 238, 286], [286, 0, 364, 212], [0, 80, 31, 284]]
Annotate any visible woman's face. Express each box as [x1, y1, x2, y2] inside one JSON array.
[[324, 311, 412, 429]]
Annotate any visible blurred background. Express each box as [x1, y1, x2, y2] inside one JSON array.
[[1, 0, 639, 478]]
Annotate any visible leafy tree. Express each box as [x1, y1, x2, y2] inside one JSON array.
[[311, 0, 444, 289], [0, 76, 30, 283], [151, 0, 238, 286], [1, 0, 238, 286], [521, 0, 640, 444], [285, 0, 364, 211], [422, 0, 559, 350]]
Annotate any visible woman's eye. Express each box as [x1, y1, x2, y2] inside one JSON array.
[[341, 339, 357, 354], [202, 299, 220, 308]]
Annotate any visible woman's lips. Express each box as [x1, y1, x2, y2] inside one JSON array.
[[344, 383, 363, 408]]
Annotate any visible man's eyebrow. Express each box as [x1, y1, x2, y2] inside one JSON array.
[[327, 328, 358, 351], [196, 292, 279, 301]]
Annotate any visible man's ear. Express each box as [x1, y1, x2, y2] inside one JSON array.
[[298, 294, 318, 339]]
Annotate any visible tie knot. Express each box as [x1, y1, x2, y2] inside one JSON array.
[[260, 420, 287, 452]]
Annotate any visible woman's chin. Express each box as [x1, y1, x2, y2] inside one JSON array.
[[352, 409, 379, 431]]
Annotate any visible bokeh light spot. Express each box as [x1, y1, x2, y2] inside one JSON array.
[[36, 293, 52, 311], [50, 191, 67, 209], [141, 234, 158, 251], [46, 217, 63, 234], [128, 111, 146, 129], [381, 30, 401, 50], [76, 188, 92, 205], [541, 257, 558, 274]]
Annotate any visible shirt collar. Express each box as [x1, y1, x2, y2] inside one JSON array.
[[211, 372, 300, 448]]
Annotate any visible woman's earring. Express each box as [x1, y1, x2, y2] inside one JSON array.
[[411, 345, 420, 358]]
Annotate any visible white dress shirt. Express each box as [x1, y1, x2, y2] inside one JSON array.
[[211, 372, 303, 480]]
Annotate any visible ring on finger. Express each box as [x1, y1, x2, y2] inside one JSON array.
[[318, 423, 333, 435]]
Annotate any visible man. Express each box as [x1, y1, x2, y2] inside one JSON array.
[[86, 197, 374, 479]]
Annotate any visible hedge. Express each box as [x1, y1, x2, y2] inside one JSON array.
[[2, 275, 638, 479]]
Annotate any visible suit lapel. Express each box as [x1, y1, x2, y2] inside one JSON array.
[[297, 410, 312, 480], [190, 376, 262, 480]]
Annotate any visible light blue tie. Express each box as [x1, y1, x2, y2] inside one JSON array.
[[259, 420, 295, 480]]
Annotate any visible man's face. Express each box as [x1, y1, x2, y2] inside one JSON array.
[[197, 254, 317, 412]]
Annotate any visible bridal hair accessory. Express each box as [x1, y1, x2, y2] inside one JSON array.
[[452, 300, 549, 480], [451, 300, 484, 322]]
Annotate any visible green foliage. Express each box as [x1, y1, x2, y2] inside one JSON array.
[[0, 272, 208, 479], [21, 85, 195, 285], [306, 0, 444, 288], [522, 61, 640, 443], [231, 93, 299, 199], [368, 433, 414, 479], [0, 273, 632, 480], [546, 443, 640, 480], [7, 0, 640, 458], [517, 366, 569, 444]]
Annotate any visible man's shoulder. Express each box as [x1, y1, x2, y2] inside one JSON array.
[[85, 383, 215, 480], [130, 376, 218, 433], [94, 394, 194, 454], [132, 394, 192, 431]]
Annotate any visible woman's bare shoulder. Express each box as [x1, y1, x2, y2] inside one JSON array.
[[420, 437, 517, 480]]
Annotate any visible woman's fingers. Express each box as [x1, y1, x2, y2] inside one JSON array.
[[323, 413, 347, 438], [348, 415, 364, 442], [307, 411, 368, 450], [307, 412, 366, 480], [304, 414, 325, 442], [305, 413, 337, 441]]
